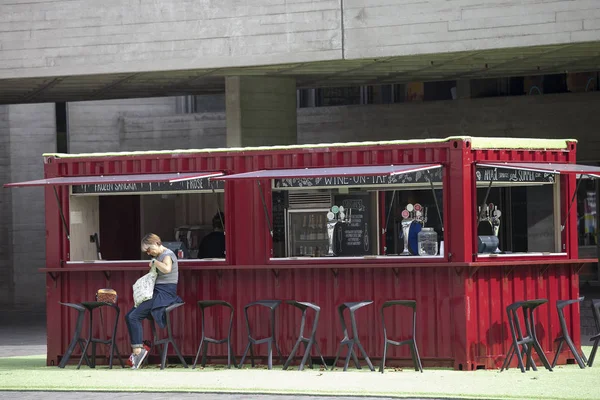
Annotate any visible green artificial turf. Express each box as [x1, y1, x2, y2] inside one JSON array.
[[0, 349, 598, 400]]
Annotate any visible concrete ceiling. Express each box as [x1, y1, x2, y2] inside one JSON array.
[[1, 41, 600, 105]]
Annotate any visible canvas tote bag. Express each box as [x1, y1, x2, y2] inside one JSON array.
[[132, 264, 158, 307]]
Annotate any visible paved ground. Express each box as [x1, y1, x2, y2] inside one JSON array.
[[0, 306, 46, 357], [0, 394, 455, 400]]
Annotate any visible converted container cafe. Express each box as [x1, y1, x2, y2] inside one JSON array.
[[5, 136, 597, 370]]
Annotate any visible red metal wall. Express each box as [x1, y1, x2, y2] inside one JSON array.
[[49, 263, 579, 370], [41, 138, 583, 369]]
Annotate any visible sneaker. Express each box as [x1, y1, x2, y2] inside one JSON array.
[[126, 353, 135, 368], [131, 348, 148, 369]]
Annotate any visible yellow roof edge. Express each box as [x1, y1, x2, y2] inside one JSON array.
[[43, 136, 576, 159]]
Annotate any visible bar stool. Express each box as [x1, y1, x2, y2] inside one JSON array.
[[193, 300, 237, 369], [551, 297, 587, 369], [58, 302, 91, 368], [331, 301, 375, 371], [501, 299, 553, 373], [76, 301, 124, 369], [588, 299, 600, 367], [148, 302, 188, 369], [379, 300, 423, 373], [283, 300, 327, 371], [238, 300, 284, 370]]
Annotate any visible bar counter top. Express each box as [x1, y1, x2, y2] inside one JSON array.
[[39, 257, 598, 273]]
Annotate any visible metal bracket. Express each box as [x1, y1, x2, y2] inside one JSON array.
[[392, 267, 400, 284], [504, 265, 516, 278], [271, 268, 280, 286], [216, 269, 223, 288], [468, 266, 480, 278], [539, 264, 550, 276], [575, 263, 587, 274], [454, 266, 464, 276], [103, 271, 111, 281], [48, 272, 59, 282], [331, 268, 339, 278]]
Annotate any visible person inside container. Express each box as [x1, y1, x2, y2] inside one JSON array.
[[125, 233, 183, 369], [197, 212, 226, 259]]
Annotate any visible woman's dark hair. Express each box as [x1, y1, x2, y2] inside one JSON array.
[[212, 212, 225, 230]]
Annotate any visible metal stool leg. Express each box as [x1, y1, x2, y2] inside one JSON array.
[[59, 305, 87, 368]]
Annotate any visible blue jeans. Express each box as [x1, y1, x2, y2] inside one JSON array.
[[125, 299, 157, 348], [125, 283, 181, 348]]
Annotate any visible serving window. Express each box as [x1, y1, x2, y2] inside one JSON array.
[[4, 172, 227, 262], [474, 162, 600, 258], [258, 165, 445, 259]]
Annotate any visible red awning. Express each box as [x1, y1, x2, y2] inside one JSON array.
[[3, 172, 223, 188], [477, 162, 600, 177], [215, 164, 441, 180]]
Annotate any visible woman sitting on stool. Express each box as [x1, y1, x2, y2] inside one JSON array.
[[125, 233, 182, 369]]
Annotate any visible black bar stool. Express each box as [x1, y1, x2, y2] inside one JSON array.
[[149, 302, 188, 369], [588, 299, 600, 367], [551, 297, 587, 369], [77, 301, 124, 369], [331, 301, 375, 372], [58, 302, 91, 368], [379, 300, 423, 373], [193, 300, 237, 369], [283, 300, 327, 371], [501, 299, 552, 373], [238, 300, 284, 370]]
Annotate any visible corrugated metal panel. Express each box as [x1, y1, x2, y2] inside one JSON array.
[[467, 264, 580, 369], [52, 267, 460, 367], [50, 263, 579, 369]]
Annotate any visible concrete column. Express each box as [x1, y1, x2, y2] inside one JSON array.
[[456, 80, 471, 99], [7, 103, 56, 306], [226, 76, 297, 147], [0, 105, 12, 305]]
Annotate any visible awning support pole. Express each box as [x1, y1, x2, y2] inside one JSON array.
[[384, 190, 396, 234], [53, 186, 70, 241], [561, 176, 583, 231], [426, 170, 444, 231], [257, 181, 273, 237], [210, 181, 225, 235]]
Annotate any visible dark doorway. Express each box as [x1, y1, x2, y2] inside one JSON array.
[[99, 196, 140, 260]]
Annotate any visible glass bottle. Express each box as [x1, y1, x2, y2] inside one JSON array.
[[417, 227, 438, 256]]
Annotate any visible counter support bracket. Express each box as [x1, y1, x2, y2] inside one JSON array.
[[331, 268, 339, 278], [468, 266, 480, 278], [271, 268, 280, 286], [504, 265, 516, 277], [539, 264, 550, 276], [103, 271, 111, 281], [48, 272, 59, 282], [454, 266, 464, 276]]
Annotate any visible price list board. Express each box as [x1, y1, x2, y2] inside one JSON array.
[[333, 193, 372, 256]]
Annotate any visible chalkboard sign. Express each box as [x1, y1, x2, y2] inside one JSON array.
[[333, 193, 372, 256], [72, 178, 224, 195], [274, 168, 442, 189], [476, 167, 554, 183], [272, 191, 286, 243]]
